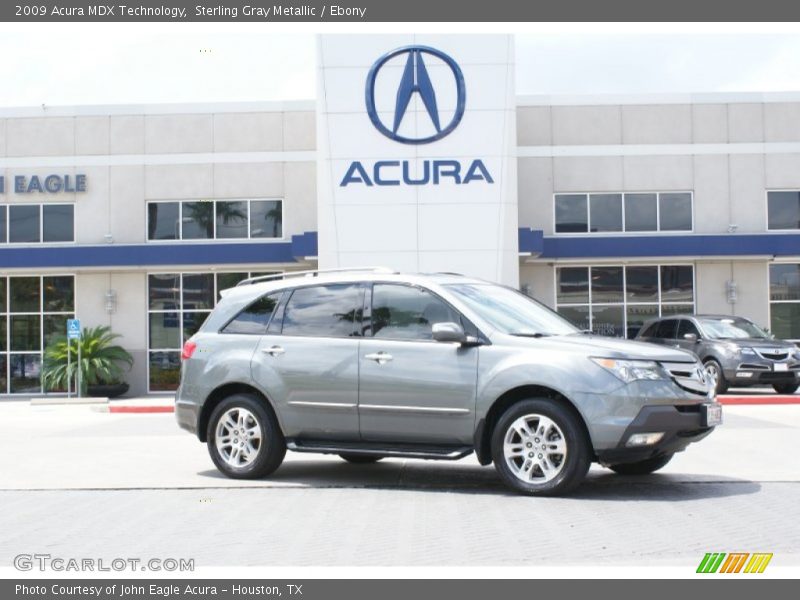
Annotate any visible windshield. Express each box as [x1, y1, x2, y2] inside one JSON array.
[[446, 283, 578, 336], [698, 317, 769, 340]]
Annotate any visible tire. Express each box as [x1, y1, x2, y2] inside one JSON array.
[[206, 393, 286, 479], [608, 453, 673, 475], [339, 454, 383, 464], [703, 359, 729, 395], [491, 398, 591, 496], [773, 382, 799, 395]]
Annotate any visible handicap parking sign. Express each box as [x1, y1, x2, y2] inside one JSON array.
[[66, 319, 82, 340]]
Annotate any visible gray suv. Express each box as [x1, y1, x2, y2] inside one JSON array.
[[637, 314, 800, 395], [176, 268, 721, 496]]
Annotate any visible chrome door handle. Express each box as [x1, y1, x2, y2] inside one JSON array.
[[262, 345, 285, 356], [365, 352, 393, 364]]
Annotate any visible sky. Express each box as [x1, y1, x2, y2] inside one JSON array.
[[2, 28, 800, 107]]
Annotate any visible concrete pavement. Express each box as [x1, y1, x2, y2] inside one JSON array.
[[0, 400, 798, 566]]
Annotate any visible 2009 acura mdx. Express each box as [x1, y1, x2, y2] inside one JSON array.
[[175, 268, 721, 496]]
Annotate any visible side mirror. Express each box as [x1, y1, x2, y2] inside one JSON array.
[[683, 333, 698, 342], [432, 322, 467, 344]]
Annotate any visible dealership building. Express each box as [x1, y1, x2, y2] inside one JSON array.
[[1, 34, 800, 397]]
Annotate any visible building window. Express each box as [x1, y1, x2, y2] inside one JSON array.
[[555, 265, 694, 338], [1, 275, 75, 395], [769, 264, 800, 341], [554, 192, 692, 234], [0, 204, 75, 244], [146, 270, 280, 392], [146, 199, 283, 241], [767, 191, 800, 230]]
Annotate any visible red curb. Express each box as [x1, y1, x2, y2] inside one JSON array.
[[109, 405, 175, 413], [718, 396, 800, 405]]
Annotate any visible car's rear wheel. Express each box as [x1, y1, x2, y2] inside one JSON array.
[[491, 399, 590, 496], [703, 359, 729, 394], [773, 382, 799, 394], [339, 454, 383, 464], [207, 393, 286, 479], [608, 453, 673, 475]]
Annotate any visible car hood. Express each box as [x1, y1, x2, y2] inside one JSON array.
[[507, 333, 697, 363], [707, 338, 796, 350]]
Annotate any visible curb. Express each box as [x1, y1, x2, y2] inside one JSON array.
[[108, 405, 175, 414], [718, 396, 800, 406]]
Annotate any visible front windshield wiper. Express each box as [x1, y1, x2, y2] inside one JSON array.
[[510, 332, 551, 338]]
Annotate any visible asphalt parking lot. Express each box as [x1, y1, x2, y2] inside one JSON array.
[[0, 397, 798, 567]]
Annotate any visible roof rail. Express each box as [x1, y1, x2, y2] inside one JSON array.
[[235, 266, 397, 287]]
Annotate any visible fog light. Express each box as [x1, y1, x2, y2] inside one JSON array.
[[737, 371, 754, 378], [626, 432, 665, 447]]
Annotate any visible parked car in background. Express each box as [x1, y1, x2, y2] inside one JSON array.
[[636, 314, 800, 395], [176, 268, 721, 496]]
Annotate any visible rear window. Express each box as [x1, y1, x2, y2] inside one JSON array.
[[281, 284, 363, 338], [222, 293, 280, 335]]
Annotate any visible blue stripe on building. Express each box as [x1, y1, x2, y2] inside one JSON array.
[[0, 232, 319, 269], [2, 229, 798, 269], [518, 228, 800, 259]]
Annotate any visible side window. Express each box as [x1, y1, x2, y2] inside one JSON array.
[[372, 284, 460, 341], [222, 293, 280, 335], [654, 319, 678, 339], [639, 323, 658, 338], [677, 319, 700, 338], [282, 284, 362, 338]]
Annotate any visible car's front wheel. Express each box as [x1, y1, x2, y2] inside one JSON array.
[[608, 453, 673, 475], [491, 399, 591, 496], [773, 382, 799, 395], [207, 393, 286, 479], [703, 359, 729, 394]]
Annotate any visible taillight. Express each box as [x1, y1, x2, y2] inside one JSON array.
[[181, 340, 197, 360]]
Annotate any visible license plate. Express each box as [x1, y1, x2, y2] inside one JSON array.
[[774, 363, 788, 372], [702, 403, 723, 427]]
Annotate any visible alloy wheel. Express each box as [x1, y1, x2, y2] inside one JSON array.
[[503, 414, 567, 484], [215, 407, 263, 468], [704, 362, 720, 388]]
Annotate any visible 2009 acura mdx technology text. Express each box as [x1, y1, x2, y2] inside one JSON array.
[[175, 268, 722, 496]]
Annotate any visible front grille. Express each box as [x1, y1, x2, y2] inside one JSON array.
[[758, 372, 797, 381], [661, 361, 711, 396], [756, 349, 791, 361]]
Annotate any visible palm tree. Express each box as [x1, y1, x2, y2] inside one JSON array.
[[42, 326, 134, 396]]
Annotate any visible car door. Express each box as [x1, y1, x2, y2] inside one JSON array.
[[357, 282, 479, 445], [251, 282, 364, 441]]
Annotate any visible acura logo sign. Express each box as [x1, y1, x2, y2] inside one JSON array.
[[365, 45, 466, 145], [340, 45, 493, 187]]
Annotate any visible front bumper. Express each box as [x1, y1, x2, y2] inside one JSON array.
[[596, 403, 718, 465], [724, 360, 800, 386]]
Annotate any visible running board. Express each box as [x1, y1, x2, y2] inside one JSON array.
[[286, 440, 473, 461]]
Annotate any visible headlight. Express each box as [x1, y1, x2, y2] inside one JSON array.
[[740, 347, 757, 356], [590, 358, 667, 383], [719, 343, 741, 358]]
